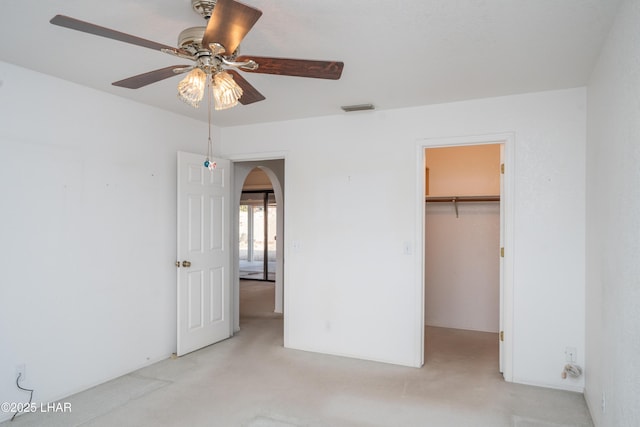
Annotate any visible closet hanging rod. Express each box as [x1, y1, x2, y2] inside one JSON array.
[[425, 195, 500, 218], [425, 195, 500, 203]]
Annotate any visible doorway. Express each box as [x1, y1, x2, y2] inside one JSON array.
[[232, 159, 285, 334], [424, 144, 501, 366], [417, 133, 514, 381], [424, 144, 501, 331]]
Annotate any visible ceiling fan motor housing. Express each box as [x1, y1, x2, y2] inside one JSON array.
[[178, 26, 207, 52]]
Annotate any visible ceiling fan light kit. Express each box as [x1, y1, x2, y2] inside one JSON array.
[[50, 0, 344, 167], [175, 65, 244, 110]]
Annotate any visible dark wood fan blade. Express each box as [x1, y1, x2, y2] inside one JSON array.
[[112, 65, 190, 89], [50, 15, 187, 54], [202, 0, 262, 56], [227, 70, 265, 105], [236, 56, 344, 80]]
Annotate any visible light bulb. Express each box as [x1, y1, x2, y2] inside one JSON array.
[[177, 68, 206, 108], [213, 71, 243, 110]]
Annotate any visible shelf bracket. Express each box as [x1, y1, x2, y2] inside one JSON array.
[[453, 197, 459, 218]]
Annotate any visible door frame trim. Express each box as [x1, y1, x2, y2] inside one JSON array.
[[415, 133, 514, 381]]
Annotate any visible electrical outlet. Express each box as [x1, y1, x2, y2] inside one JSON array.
[[565, 347, 577, 363], [15, 364, 26, 381]]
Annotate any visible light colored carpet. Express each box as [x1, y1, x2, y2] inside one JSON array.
[[239, 281, 282, 319], [512, 416, 579, 427], [3, 374, 169, 427], [4, 281, 593, 426]]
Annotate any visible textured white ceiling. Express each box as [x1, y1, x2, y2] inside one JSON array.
[[0, 0, 621, 127]]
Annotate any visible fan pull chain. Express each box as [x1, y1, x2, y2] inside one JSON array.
[[204, 73, 216, 171]]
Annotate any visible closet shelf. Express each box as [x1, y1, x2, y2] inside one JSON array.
[[425, 195, 500, 203], [425, 195, 500, 218]]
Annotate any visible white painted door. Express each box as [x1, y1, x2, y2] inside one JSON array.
[[177, 151, 231, 356]]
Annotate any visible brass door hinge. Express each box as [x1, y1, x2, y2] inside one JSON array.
[[501, 163, 505, 174], [500, 331, 504, 342], [500, 247, 505, 257]]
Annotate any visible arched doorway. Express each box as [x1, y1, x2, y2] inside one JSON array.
[[232, 159, 284, 333]]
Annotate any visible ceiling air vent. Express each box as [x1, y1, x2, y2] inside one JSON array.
[[341, 103, 375, 112]]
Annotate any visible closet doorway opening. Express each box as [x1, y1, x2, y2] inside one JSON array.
[[422, 140, 510, 378]]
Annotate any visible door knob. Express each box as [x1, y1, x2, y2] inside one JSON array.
[[182, 260, 191, 268]]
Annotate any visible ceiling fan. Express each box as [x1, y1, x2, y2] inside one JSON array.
[[50, 0, 344, 110]]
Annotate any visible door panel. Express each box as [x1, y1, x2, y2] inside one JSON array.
[[188, 195, 203, 252], [177, 151, 231, 356], [210, 196, 224, 251], [188, 271, 204, 329], [210, 267, 224, 322]]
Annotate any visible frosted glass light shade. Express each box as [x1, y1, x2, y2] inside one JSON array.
[[213, 71, 243, 110], [177, 68, 206, 108]]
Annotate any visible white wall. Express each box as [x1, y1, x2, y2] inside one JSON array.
[[585, 0, 640, 425], [221, 87, 587, 390], [0, 61, 211, 420], [425, 203, 500, 332]]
